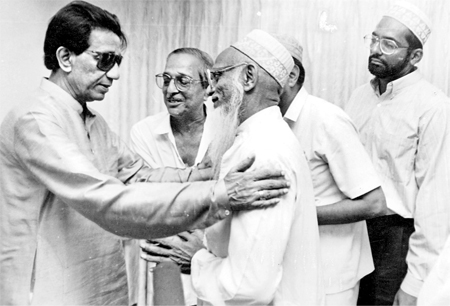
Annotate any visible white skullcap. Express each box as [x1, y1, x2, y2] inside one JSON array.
[[384, 1, 432, 46], [231, 29, 294, 87], [272, 34, 303, 64]]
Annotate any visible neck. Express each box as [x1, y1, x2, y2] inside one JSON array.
[[240, 92, 280, 124], [48, 70, 86, 106], [377, 66, 416, 95], [279, 85, 302, 116], [170, 107, 206, 135]]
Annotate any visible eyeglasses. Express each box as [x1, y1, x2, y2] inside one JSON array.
[[155, 73, 204, 92], [364, 35, 408, 55], [85, 50, 123, 71], [206, 62, 249, 88]]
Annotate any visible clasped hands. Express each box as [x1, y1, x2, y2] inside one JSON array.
[[141, 230, 204, 274]]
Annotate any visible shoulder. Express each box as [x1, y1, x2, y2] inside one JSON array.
[[131, 111, 167, 134]]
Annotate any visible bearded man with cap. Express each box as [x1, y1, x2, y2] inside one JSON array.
[[275, 35, 387, 306], [141, 29, 324, 305], [345, 2, 450, 305]]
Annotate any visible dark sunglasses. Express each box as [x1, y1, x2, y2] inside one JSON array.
[[85, 50, 123, 71]]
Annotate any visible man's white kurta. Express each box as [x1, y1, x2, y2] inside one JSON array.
[[191, 106, 324, 305]]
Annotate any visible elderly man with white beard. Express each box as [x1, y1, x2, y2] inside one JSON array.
[[141, 29, 324, 305]]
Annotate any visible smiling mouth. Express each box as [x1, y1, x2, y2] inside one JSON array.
[[166, 98, 183, 104]]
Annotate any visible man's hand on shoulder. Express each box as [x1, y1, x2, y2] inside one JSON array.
[[223, 155, 290, 211]]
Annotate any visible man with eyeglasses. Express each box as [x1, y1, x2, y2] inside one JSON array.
[[142, 29, 324, 305], [345, 2, 450, 305], [0, 2, 291, 305], [274, 35, 386, 306], [130, 47, 215, 305]]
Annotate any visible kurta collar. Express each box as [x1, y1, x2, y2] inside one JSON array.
[[238, 106, 282, 134], [283, 87, 309, 123], [370, 69, 423, 98], [40, 78, 96, 119]]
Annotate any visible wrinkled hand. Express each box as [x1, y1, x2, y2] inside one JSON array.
[[393, 288, 417, 306], [140, 230, 205, 274], [224, 155, 290, 211], [197, 153, 212, 170]]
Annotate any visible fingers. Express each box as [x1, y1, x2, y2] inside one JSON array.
[[253, 178, 290, 190], [252, 168, 287, 181], [232, 198, 281, 211], [140, 251, 173, 263], [230, 155, 256, 173], [140, 240, 173, 257]]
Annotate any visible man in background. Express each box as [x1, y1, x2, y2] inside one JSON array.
[[130, 47, 215, 305], [276, 35, 386, 305], [345, 2, 450, 305], [0, 2, 290, 304]]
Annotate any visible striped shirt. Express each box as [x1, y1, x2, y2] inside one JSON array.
[[345, 70, 450, 296]]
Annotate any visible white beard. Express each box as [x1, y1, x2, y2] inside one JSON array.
[[208, 77, 245, 179]]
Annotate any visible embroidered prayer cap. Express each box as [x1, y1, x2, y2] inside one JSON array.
[[383, 1, 432, 46], [231, 29, 294, 87], [272, 34, 303, 64]]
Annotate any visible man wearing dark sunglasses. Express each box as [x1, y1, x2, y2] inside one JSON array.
[[0, 2, 290, 305], [345, 2, 450, 306]]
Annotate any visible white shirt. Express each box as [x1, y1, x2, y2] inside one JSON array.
[[284, 88, 380, 294], [191, 107, 324, 305], [130, 104, 212, 169], [417, 235, 450, 306], [345, 70, 450, 296], [130, 103, 213, 305]]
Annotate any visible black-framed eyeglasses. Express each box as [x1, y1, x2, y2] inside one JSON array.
[[363, 34, 409, 55], [206, 62, 249, 88], [85, 50, 123, 71], [155, 73, 204, 92]]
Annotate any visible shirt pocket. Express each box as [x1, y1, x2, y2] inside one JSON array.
[[374, 131, 417, 184]]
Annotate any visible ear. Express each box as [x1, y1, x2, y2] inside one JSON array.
[[56, 46, 73, 73], [241, 63, 258, 92], [287, 65, 300, 87], [409, 48, 423, 66]]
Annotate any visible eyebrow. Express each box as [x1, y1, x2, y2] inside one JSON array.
[[372, 31, 401, 44]]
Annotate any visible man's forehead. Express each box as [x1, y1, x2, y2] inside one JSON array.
[[213, 48, 238, 69], [165, 53, 202, 74], [374, 16, 410, 42]]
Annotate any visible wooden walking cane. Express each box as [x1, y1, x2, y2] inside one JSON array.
[[137, 246, 148, 306]]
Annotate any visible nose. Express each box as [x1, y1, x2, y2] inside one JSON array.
[[370, 41, 382, 55], [206, 84, 215, 97], [106, 63, 120, 80], [166, 78, 179, 94]]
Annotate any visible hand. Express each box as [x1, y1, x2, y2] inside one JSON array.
[[141, 230, 205, 274], [393, 288, 417, 306], [197, 153, 212, 170], [223, 155, 290, 211]]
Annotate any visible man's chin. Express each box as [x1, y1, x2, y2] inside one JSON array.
[[368, 64, 391, 78]]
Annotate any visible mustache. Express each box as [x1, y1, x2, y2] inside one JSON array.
[[369, 54, 385, 63]]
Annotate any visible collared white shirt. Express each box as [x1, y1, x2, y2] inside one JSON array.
[[418, 235, 450, 306], [345, 70, 450, 296], [191, 107, 324, 305], [130, 101, 214, 305], [130, 101, 213, 169], [284, 88, 380, 294]]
